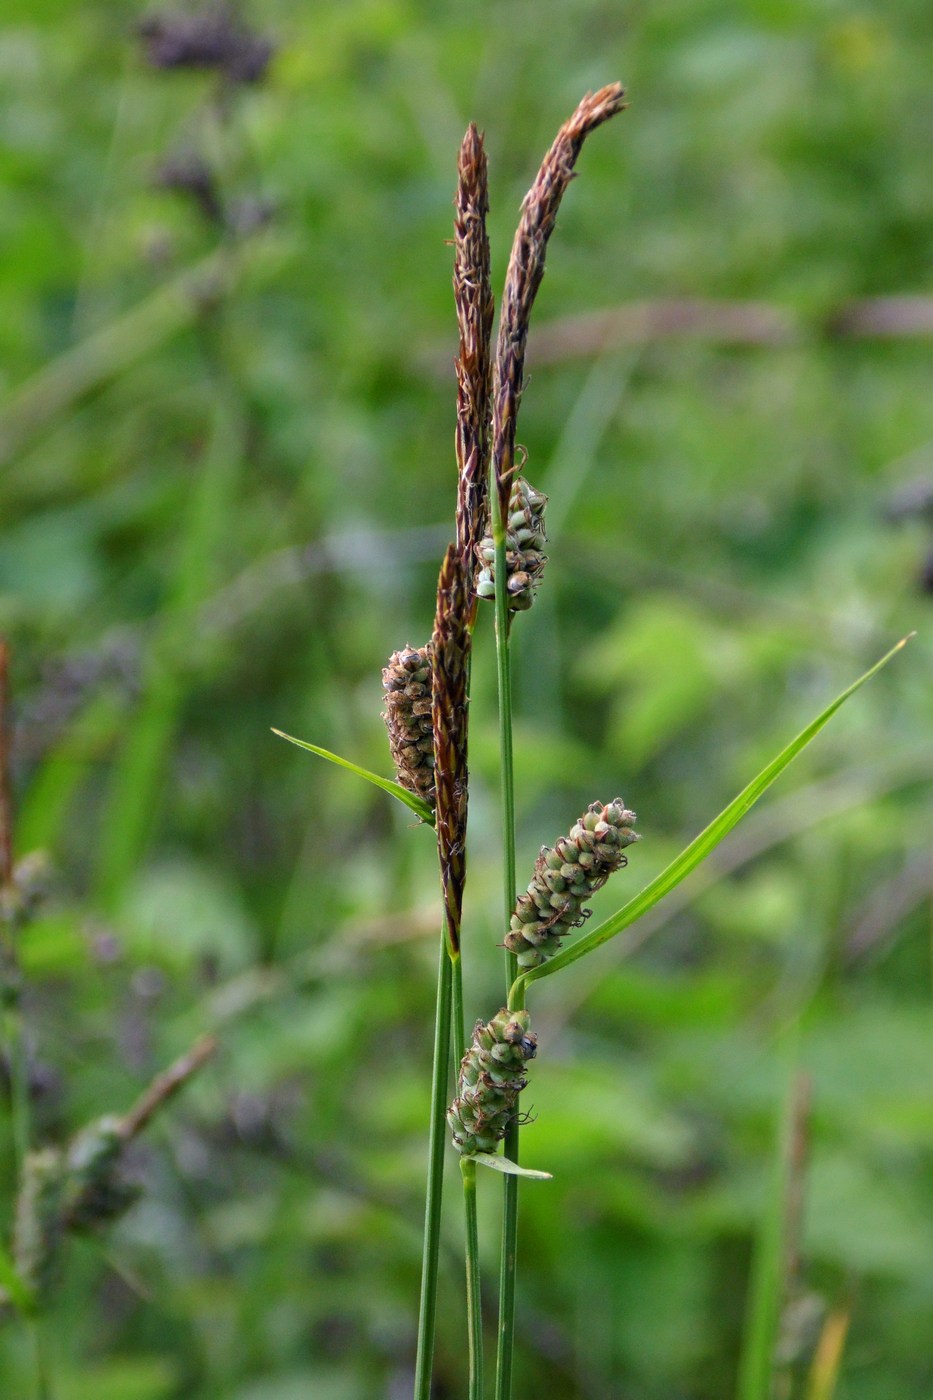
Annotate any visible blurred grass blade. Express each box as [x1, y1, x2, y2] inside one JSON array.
[[0, 1239, 32, 1316], [737, 1052, 807, 1400], [520, 637, 911, 991], [472, 1153, 552, 1180], [95, 405, 242, 909], [806, 1307, 851, 1400], [0, 249, 235, 466], [272, 730, 435, 825]]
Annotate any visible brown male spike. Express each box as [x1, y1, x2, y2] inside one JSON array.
[[431, 546, 471, 955], [491, 84, 628, 530], [453, 124, 494, 594]]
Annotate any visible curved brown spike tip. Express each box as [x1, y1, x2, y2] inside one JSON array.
[[569, 82, 628, 130], [491, 82, 628, 527], [454, 123, 494, 579]]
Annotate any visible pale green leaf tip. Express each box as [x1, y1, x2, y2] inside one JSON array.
[[471, 1152, 552, 1180]]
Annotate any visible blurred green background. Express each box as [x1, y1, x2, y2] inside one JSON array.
[[1, 1, 931, 1396]]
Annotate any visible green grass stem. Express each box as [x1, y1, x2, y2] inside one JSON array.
[[737, 1037, 802, 1400], [451, 948, 484, 1400], [491, 504, 520, 1400], [413, 929, 454, 1400], [461, 1157, 483, 1400]]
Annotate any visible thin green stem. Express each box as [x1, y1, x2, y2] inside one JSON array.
[[452, 952, 484, 1399], [451, 951, 466, 1058], [29, 1317, 52, 1400], [5, 1005, 31, 1175], [491, 505, 520, 1400], [413, 929, 454, 1400], [461, 1157, 483, 1400]]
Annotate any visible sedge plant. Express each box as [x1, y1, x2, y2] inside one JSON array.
[[276, 84, 910, 1400]]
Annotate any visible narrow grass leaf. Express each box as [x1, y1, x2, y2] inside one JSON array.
[[272, 730, 435, 825], [472, 1153, 552, 1180], [0, 1239, 33, 1315], [520, 637, 910, 991], [806, 1307, 851, 1400], [737, 1048, 801, 1400]]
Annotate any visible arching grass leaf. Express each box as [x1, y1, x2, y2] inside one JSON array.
[[272, 730, 435, 826], [516, 637, 911, 996]]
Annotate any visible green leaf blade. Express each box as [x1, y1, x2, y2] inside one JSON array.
[[272, 730, 435, 826], [521, 637, 911, 989]]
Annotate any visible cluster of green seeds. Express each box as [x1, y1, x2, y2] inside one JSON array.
[[13, 1117, 139, 1304], [447, 1008, 537, 1156], [505, 799, 639, 969], [475, 477, 548, 611]]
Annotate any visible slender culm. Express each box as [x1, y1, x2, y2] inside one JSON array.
[[382, 644, 436, 810], [505, 799, 639, 968], [448, 1007, 537, 1155], [475, 476, 548, 611]]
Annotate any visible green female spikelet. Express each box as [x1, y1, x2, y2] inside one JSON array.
[[382, 643, 436, 809], [475, 477, 547, 611], [505, 799, 638, 969], [448, 1007, 537, 1156], [62, 1116, 140, 1231], [13, 1148, 65, 1304]]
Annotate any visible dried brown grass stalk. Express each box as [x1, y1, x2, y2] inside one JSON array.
[[120, 1033, 217, 1141], [491, 83, 628, 525], [430, 546, 471, 954], [453, 125, 494, 588]]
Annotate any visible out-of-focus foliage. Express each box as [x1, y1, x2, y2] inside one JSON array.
[[0, 0, 931, 1396]]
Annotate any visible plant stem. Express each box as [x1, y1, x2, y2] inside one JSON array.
[[461, 1157, 483, 1400], [451, 946, 485, 1400], [491, 514, 520, 1400], [29, 1318, 52, 1400], [737, 1031, 802, 1400], [413, 928, 454, 1400]]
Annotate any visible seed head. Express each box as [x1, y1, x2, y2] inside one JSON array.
[[475, 477, 548, 611], [381, 644, 436, 810], [13, 1148, 65, 1304], [505, 799, 638, 968], [448, 1007, 537, 1155], [62, 1116, 140, 1231]]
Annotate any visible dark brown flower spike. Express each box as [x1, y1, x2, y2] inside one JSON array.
[[431, 546, 471, 955], [491, 84, 628, 530], [453, 125, 495, 594]]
